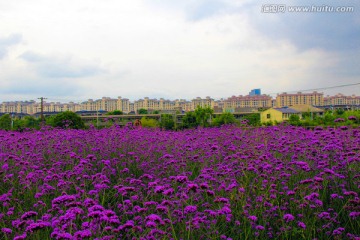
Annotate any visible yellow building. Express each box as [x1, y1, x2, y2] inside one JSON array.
[[261, 107, 301, 123], [261, 105, 323, 123], [191, 96, 215, 110], [117, 97, 130, 113], [324, 93, 360, 106], [276, 91, 324, 107], [223, 95, 272, 112]]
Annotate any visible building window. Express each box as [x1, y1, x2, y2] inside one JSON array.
[[267, 114, 270, 119]]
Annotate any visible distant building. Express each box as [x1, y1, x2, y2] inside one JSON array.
[[261, 105, 324, 123], [223, 94, 272, 112], [249, 89, 261, 96], [324, 93, 360, 107], [191, 96, 215, 110], [276, 91, 324, 107], [1, 92, 359, 115]]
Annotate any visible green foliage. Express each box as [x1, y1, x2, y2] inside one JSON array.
[[152, 110, 160, 114], [182, 111, 198, 129], [14, 116, 41, 130], [104, 117, 115, 128], [138, 109, 148, 114], [323, 112, 336, 125], [140, 117, 158, 128], [45, 115, 56, 127], [50, 111, 85, 129], [159, 114, 175, 130], [263, 120, 273, 126], [302, 111, 311, 118], [212, 112, 237, 126], [294, 110, 360, 127], [106, 110, 123, 115], [289, 114, 301, 126], [335, 109, 345, 115], [194, 106, 214, 127], [0, 114, 11, 130], [242, 113, 261, 126]]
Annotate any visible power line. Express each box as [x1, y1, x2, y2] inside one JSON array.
[[268, 82, 360, 95]]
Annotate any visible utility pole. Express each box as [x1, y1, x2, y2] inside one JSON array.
[[38, 97, 47, 124], [97, 109, 99, 128], [11, 113, 14, 130]]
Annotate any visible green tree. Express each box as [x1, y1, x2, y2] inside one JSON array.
[[159, 114, 175, 130], [323, 112, 336, 125], [302, 111, 311, 118], [194, 106, 214, 127], [106, 110, 123, 115], [289, 114, 301, 126], [45, 115, 56, 127], [212, 112, 237, 126], [242, 113, 261, 126], [51, 111, 85, 129], [140, 117, 158, 128], [153, 110, 160, 114], [335, 109, 345, 116], [14, 116, 41, 130], [138, 109, 148, 114], [182, 111, 198, 129], [0, 114, 11, 130]]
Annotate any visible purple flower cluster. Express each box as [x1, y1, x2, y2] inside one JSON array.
[[0, 125, 359, 239]]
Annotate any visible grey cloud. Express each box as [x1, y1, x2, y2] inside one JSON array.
[[0, 34, 22, 59], [20, 51, 45, 62], [0, 77, 81, 97], [246, 0, 360, 51], [327, 49, 360, 78], [150, 0, 360, 51], [148, 0, 235, 21], [185, 0, 229, 21], [20, 51, 106, 78]]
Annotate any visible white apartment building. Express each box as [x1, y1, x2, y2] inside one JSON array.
[[1, 93, 359, 115]]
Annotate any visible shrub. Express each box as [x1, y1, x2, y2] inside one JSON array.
[[138, 109, 148, 114], [106, 110, 123, 115], [159, 114, 175, 130], [212, 112, 237, 126], [141, 117, 158, 128], [182, 111, 198, 129], [0, 114, 11, 130], [51, 111, 85, 129]]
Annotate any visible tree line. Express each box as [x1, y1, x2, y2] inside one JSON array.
[[1, 107, 359, 131]]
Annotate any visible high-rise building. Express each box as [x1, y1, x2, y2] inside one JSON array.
[[249, 89, 261, 96], [276, 91, 324, 107], [1, 92, 359, 115], [324, 93, 360, 106], [223, 94, 272, 112], [191, 96, 215, 110]]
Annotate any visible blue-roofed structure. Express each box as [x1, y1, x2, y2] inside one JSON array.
[[260, 105, 324, 123]]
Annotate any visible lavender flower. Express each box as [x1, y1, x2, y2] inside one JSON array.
[[283, 214, 295, 222], [1, 228, 12, 234], [184, 205, 197, 214]]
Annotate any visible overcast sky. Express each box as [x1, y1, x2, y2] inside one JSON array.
[[0, 0, 359, 102]]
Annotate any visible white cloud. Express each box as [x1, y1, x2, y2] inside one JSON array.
[[0, 0, 359, 102]]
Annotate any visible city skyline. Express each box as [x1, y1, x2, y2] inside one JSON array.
[[1, 84, 359, 104], [0, 89, 359, 103], [1, 91, 360, 116], [1, 0, 359, 102]]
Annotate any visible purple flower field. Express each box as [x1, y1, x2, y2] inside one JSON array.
[[0, 125, 359, 239]]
